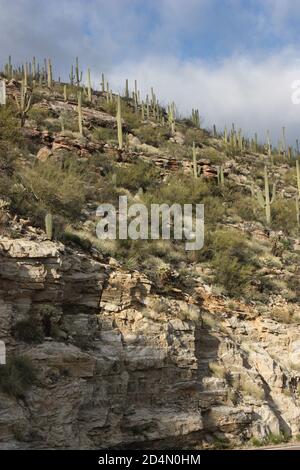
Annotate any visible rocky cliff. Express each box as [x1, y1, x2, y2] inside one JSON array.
[[1, 233, 300, 449]]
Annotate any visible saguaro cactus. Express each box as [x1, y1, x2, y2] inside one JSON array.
[[45, 213, 53, 240], [253, 166, 276, 225], [87, 68, 92, 102], [217, 165, 225, 186], [168, 102, 175, 134], [192, 142, 197, 179], [15, 80, 32, 126], [141, 101, 145, 120], [32, 56, 36, 82], [282, 126, 287, 158], [224, 126, 228, 145], [47, 59, 53, 88], [296, 160, 300, 197], [266, 129, 274, 164], [125, 79, 129, 99], [117, 95, 123, 150], [24, 63, 28, 90], [75, 57, 83, 87], [296, 196, 300, 228], [63, 84, 67, 101], [69, 65, 75, 86], [0, 80, 6, 106], [77, 91, 83, 136], [191, 109, 200, 128]]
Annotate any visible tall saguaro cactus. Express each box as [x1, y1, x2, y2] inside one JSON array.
[[47, 59, 53, 88], [45, 213, 53, 240], [296, 160, 300, 229], [192, 142, 197, 179], [296, 196, 300, 228], [77, 91, 83, 136], [168, 102, 175, 134], [117, 95, 123, 150], [224, 126, 228, 145], [0, 80, 6, 106], [253, 166, 276, 225], [15, 80, 32, 126], [87, 68, 92, 102], [75, 57, 83, 87], [24, 63, 28, 90], [296, 160, 300, 197], [217, 165, 225, 186], [69, 65, 75, 86], [282, 126, 287, 158]]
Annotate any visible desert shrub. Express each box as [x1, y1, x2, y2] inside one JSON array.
[[283, 168, 297, 186], [230, 195, 259, 221], [114, 160, 160, 192], [271, 198, 297, 233], [0, 356, 37, 398], [203, 229, 257, 296], [202, 196, 225, 224], [184, 128, 207, 146], [146, 172, 210, 206], [93, 127, 117, 143], [27, 107, 51, 126], [13, 318, 44, 343], [133, 124, 170, 147], [0, 104, 21, 143], [162, 142, 190, 160], [11, 160, 87, 223], [269, 306, 296, 323], [239, 377, 265, 399], [122, 103, 140, 129], [251, 433, 289, 447], [101, 100, 117, 115], [63, 230, 93, 251], [213, 253, 254, 296], [200, 147, 224, 165], [209, 362, 227, 379]]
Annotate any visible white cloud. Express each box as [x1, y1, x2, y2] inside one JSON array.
[[1, 1, 300, 145], [108, 51, 300, 145]]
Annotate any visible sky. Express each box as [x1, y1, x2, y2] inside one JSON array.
[[1, 0, 300, 144]]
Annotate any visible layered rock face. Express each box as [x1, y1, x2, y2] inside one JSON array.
[[0, 236, 300, 449]]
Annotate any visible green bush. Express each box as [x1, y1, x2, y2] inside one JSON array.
[[133, 124, 170, 147], [202, 196, 225, 224], [184, 128, 207, 146], [0, 104, 21, 143], [115, 160, 160, 192], [146, 172, 210, 206], [0, 356, 37, 398], [272, 198, 297, 234], [93, 127, 117, 143], [27, 107, 51, 127], [202, 229, 257, 296], [229, 195, 259, 221], [13, 318, 44, 343], [11, 160, 87, 223]]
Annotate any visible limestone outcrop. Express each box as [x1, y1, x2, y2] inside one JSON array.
[[0, 235, 300, 449]]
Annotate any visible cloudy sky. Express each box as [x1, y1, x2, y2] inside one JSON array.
[[1, 0, 300, 144]]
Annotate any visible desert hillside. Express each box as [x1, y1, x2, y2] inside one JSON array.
[[0, 58, 300, 449]]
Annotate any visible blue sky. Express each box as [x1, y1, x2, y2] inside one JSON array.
[[1, 0, 300, 143]]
